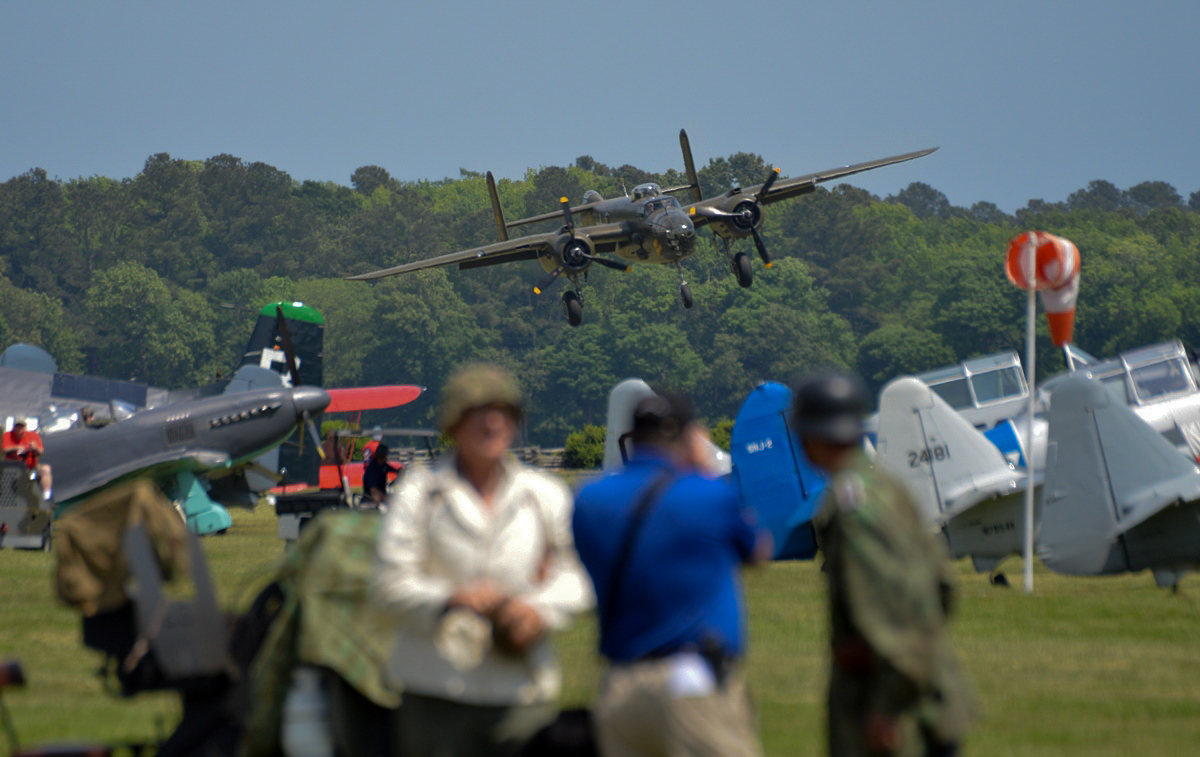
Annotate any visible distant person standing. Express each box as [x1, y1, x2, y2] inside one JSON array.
[[793, 373, 975, 757], [371, 363, 593, 756], [361, 443, 402, 506], [3, 418, 52, 501], [573, 392, 771, 757], [362, 434, 383, 466]]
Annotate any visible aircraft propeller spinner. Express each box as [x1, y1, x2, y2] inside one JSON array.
[[532, 197, 629, 295]]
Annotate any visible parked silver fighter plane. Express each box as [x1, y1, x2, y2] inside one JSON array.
[[347, 131, 936, 326], [876, 370, 1200, 589]]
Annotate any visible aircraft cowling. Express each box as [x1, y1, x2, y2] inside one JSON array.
[[702, 193, 765, 239], [555, 236, 595, 274]]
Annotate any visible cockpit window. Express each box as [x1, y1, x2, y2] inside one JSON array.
[[1099, 373, 1133, 406], [1130, 358, 1193, 402], [970, 367, 1025, 404], [641, 196, 679, 216], [929, 378, 972, 410], [631, 183, 662, 201]]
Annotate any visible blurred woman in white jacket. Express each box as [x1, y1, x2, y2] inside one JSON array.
[[371, 363, 594, 756]]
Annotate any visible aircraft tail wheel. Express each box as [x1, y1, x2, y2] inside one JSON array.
[[562, 290, 583, 327], [733, 252, 753, 288], [680, 283, 693, 309], [990, 572, 1009, 587]]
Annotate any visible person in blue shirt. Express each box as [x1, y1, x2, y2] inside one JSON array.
[[573, 392, 771, 757]]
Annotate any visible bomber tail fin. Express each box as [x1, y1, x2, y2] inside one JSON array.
[[678, 129, 703, 204], [1040, 376, 1200, 575], [486, 171, 509, 242]]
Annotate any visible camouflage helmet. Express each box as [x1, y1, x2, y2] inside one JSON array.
[[792, 372, 869, 445], [439, 362, 524, 432]]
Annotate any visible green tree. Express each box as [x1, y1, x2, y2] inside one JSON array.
[[857, 323, 957, 394], [84, 262, 217, 386], [0, 275, 84, 371], [562, 424, 605, 468]]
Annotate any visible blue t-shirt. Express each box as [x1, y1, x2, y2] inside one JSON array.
[[572, 454, 759, 662]]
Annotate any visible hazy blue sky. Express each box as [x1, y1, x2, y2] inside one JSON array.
[[4, 1, 1197, 212]]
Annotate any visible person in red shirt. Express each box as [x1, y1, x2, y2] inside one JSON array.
[[3, 418, 53, 500], [362, 435, 382, 466]]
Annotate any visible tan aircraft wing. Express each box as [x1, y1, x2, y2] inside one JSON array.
[[345, 235, 556, 280]]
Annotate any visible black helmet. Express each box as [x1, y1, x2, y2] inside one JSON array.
[[631, 392, 693, 445], [792, 372, 869, 444]]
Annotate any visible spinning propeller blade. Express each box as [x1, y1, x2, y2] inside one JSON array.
[[534, 266, 564, 295], [751, 229, 772, 267], [587, 256, 630, 272], [755, 166, 781, 202], [559, 197, 574, 233]]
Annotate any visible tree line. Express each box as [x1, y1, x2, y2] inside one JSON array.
[[2, 151, 1198, 445]]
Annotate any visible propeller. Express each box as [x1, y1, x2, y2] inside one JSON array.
[[532, 198, 629, 294], [533, 266, 564, 295], [690, 166, 781, 268], [559, 197, 574, 233], [749, 167, 780, 268], [274, 306, 326, 460]]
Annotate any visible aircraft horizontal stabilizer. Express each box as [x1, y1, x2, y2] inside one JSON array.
[[876, 378, 1024, 524], [1040, 376, 1200, 575]]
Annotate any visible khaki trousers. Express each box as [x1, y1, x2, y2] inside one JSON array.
[[594, 656, 763, 757]]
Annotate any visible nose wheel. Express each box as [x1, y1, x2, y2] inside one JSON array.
[[675, 264, 693, 309], [562, 290, 583, 327]]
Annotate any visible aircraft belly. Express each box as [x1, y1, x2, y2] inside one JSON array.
[[611, 242, 677, 266], [1123, 503, 1200, 572]]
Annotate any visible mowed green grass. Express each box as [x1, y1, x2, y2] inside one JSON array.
[[3, 503, 1199, 755]]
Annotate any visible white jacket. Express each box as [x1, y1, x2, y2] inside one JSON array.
[[371, 453, 594, 705]]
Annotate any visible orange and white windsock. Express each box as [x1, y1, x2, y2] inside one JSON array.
[[1005, 231, 1081, 347]]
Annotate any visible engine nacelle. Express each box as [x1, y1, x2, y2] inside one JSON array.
[[555, 235, 594, 274], [705, 191, 764, 240]]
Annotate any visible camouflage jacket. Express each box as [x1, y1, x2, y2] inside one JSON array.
[[242, 510, 400, 757], [813, 450, 976, 753]]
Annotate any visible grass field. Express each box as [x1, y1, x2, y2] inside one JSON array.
[[3, 503, 1199, 755]]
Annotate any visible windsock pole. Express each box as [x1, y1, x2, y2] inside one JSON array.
[[1023, 243, 1036, 594]]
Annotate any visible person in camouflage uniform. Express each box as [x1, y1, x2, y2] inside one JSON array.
[[793, 373, 975, 757]]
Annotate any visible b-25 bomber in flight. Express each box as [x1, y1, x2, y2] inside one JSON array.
[[348, 131, 937, 326]]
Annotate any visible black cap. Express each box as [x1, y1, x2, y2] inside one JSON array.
[[632, 392, 694, 444], [792, 373, 869, 445]]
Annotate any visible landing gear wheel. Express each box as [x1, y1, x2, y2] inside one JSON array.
[[562, 290, 583, 327], [990, 572, 1009, 587], [680, 283, 693, 309], [733, 252, 753, 288]]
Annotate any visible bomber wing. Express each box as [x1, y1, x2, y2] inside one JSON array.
[[752, 147, 938, 206], [504, 202, 603, 231], [346, 219, 633, 281], [686, 147, 938, 225], [346, 235, 556, 280]]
